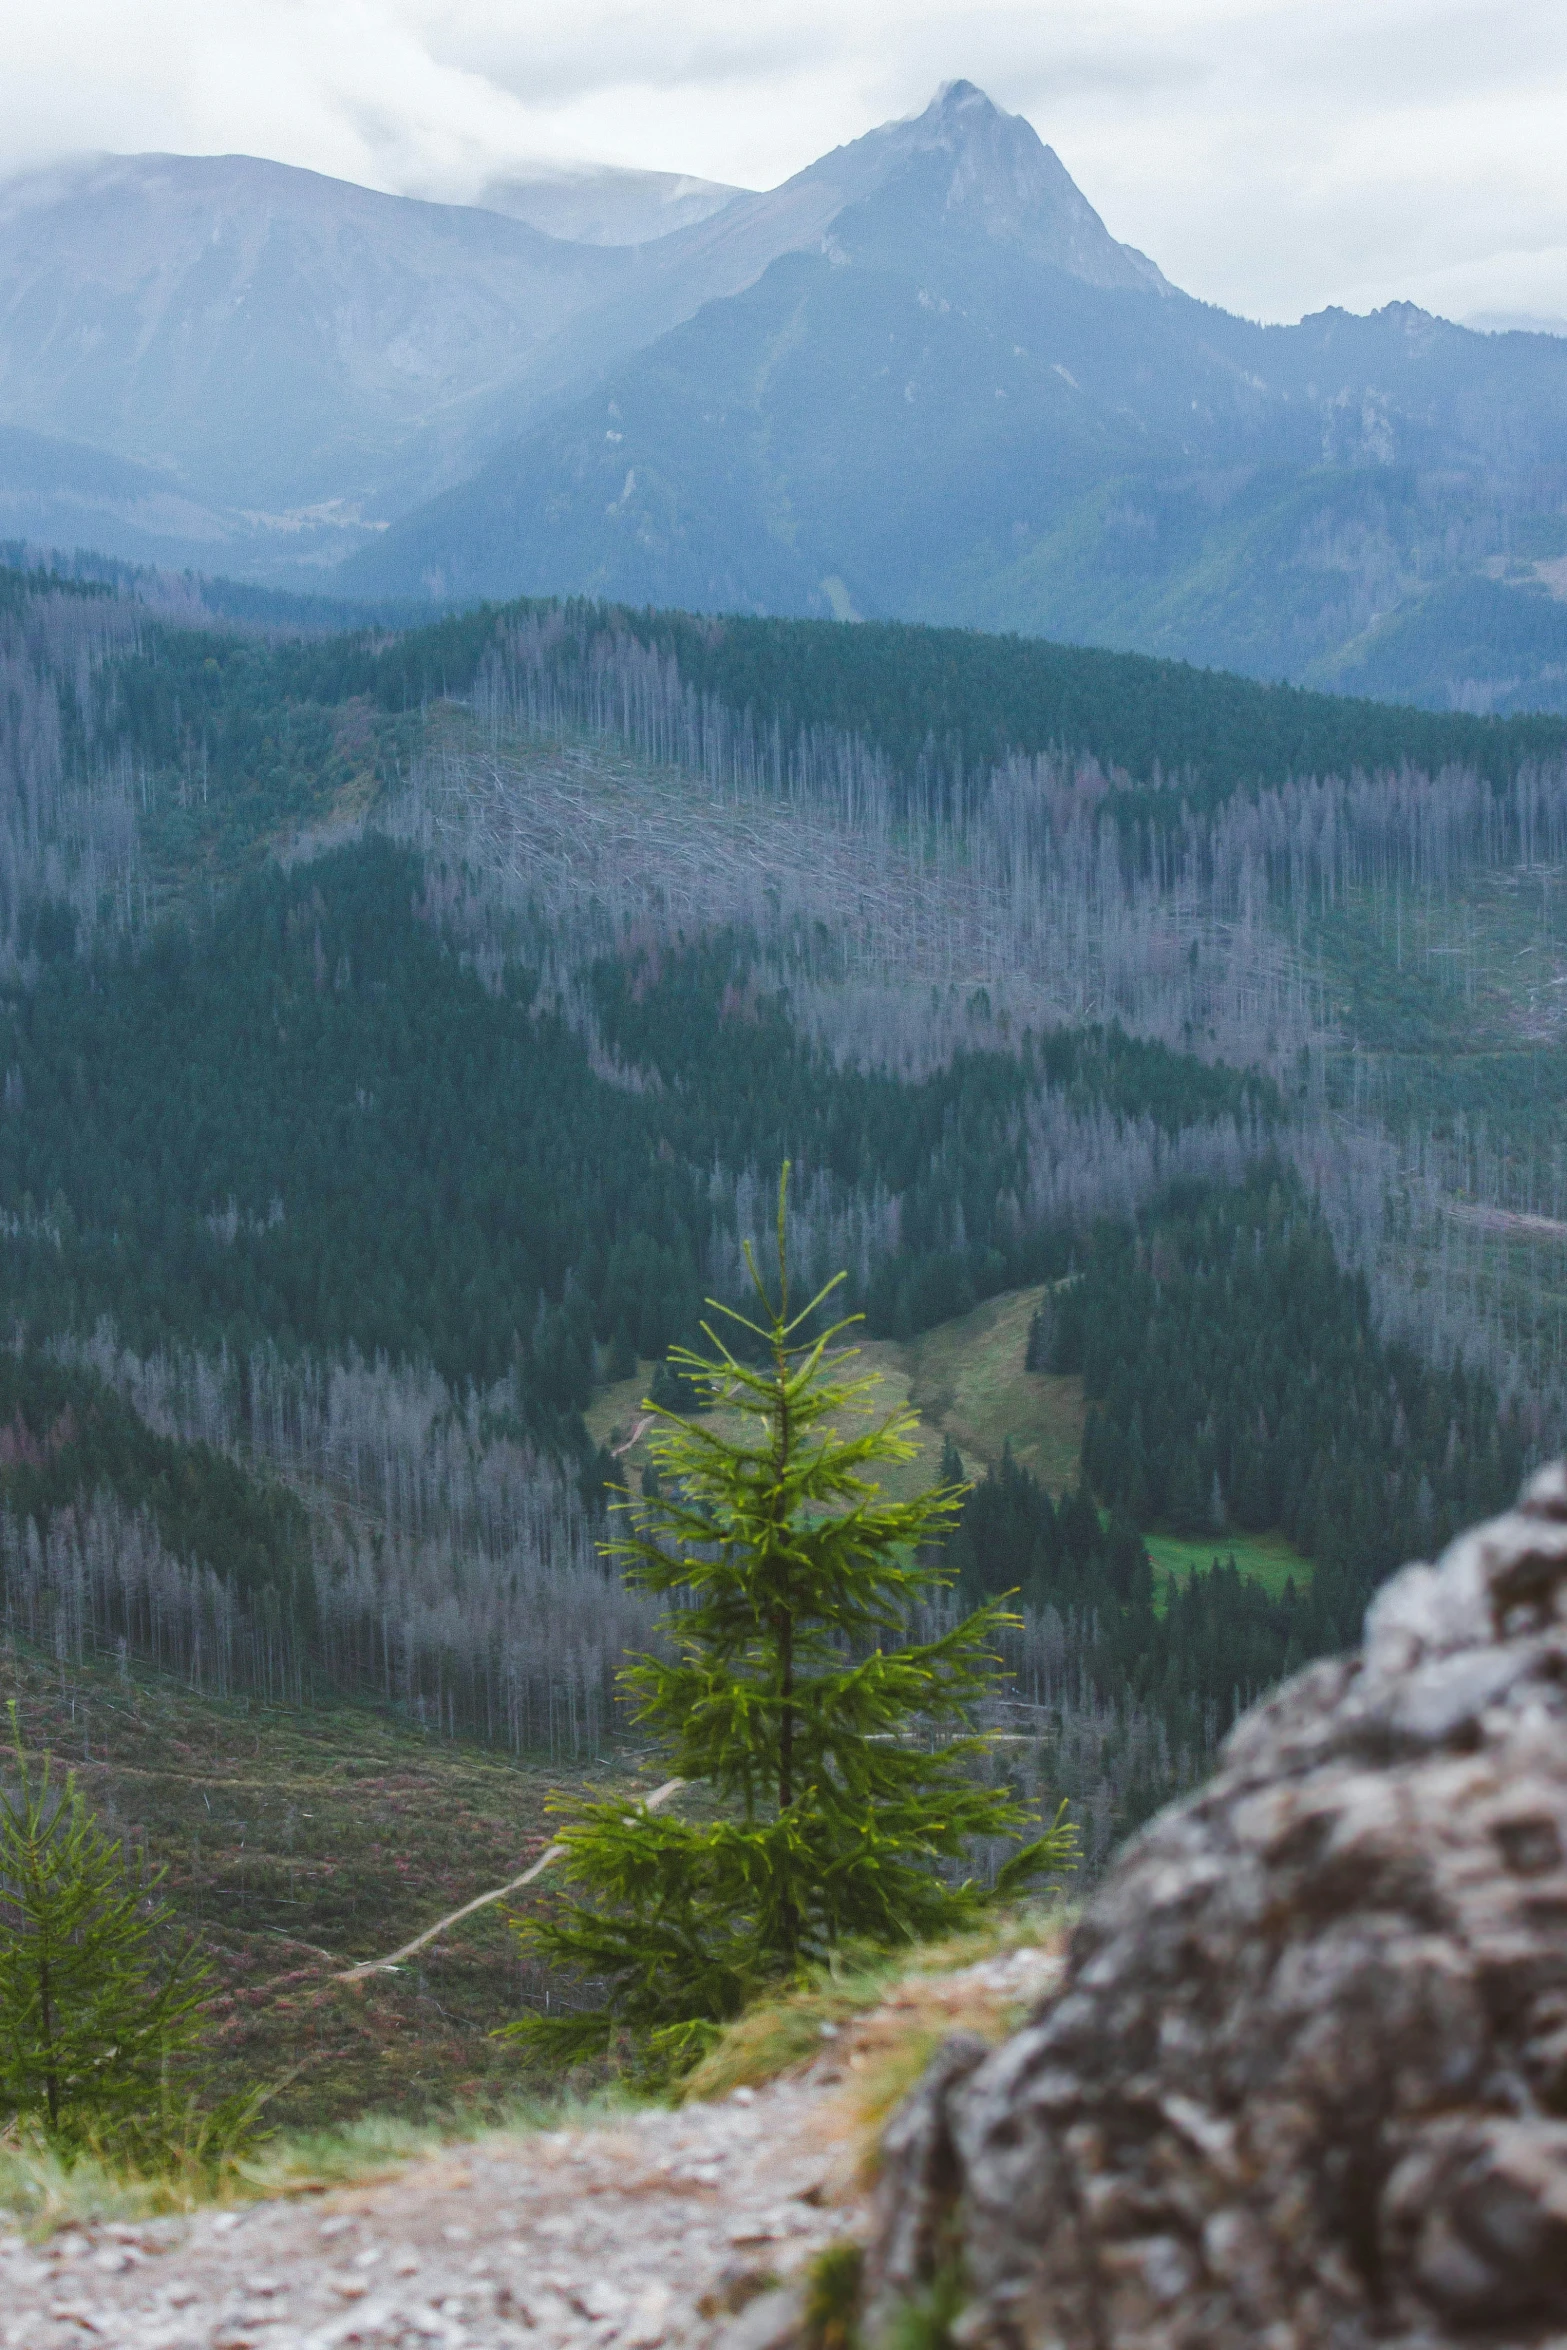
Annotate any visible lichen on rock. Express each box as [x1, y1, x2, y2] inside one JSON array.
[[868, 1462, 1567, 2349]]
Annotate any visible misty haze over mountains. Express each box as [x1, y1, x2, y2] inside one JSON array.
[[474, 166, 743, 249], [5, 80, 1567, 711]]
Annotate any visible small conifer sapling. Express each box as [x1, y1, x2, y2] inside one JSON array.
[[0, 1707, 209, 2145], [506, 1169, 1075, 2076]]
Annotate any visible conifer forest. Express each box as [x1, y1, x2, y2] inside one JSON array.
[[3, 555, 1567, 1859]]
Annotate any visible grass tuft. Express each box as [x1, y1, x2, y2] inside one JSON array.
[[803, 2241, 865, 2350], [881, 2261, 969, 2350], [681, 1951, 906, 2102], [681, 1902, 1072, 2111], [0, 2127, 244, 2236], [0, 2087, 641, 2237], [241, 2086, 637, 2198]]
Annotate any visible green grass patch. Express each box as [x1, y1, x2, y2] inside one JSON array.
[[1144, 1526, 1311, 1605], [883, 1283, 1086, 1496], [0, 2088, 642, 2237]]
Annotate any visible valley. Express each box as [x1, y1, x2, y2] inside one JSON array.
[[3, 27, 1566, 2341], [0, 1249, 1308, 2139], [0, 553, 1555, 2158], [0, 1204, 1320, 2111]]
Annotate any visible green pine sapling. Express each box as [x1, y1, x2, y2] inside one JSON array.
[[506, 1169, 1076, 2077], [0, 1705, 210, 2146]]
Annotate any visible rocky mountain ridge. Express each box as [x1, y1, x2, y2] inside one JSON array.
[[7, 86, 1567, 708], [0, 87, 1161, 574]]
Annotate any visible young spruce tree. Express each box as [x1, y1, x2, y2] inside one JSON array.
[[0, 1709, 209, 2145], [507, 1172, 1074, 2076]]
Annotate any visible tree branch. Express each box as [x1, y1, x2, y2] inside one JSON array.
[[335, 1778, 687, 1982]]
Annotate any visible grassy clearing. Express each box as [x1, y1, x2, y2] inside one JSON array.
[[891, 1284, 1085, 1493], [1143, 1526, 1312, 1604], [586, 1286, 1087, 1503], [0, 1638, 640, 2134]]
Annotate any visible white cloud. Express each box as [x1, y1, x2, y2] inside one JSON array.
[[5, 0, 1566, 324]]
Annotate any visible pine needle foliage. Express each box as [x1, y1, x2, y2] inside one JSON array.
[[0, 1708, 210, 2146], [506, 1170, 1075, 2077]]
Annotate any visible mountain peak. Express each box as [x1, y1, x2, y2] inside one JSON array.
[[925, 79, 993, 118], [828, 81, 1172, 297]]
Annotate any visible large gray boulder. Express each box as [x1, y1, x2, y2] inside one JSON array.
[[869, 1466, 1567, 2350]]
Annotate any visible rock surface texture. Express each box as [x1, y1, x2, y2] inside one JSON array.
[[870, 1463, 1567, 2350]]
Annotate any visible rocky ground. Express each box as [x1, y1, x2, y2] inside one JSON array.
[[869, 1468, 1567, 2350], [0, 1948, 1061, 2350]]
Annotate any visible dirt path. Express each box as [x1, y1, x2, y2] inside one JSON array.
[[0, 1948, 1062, 2350], [0, 2082, 844, 2350]]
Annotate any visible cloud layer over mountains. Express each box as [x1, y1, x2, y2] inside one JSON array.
[[11, 1, 1567, 327]]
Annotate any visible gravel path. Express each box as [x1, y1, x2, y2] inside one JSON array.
[[0, 1948, 1061, 2350]]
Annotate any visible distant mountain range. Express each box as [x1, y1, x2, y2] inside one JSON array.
[[5, 82, 1567, 712]]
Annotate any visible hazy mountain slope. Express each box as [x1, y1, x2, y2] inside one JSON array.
[[341, 85, 1220, 610], [336, 257, 1175, 608], [352, 112, 1567, 710], [0, 91, 1138, 502], [346, 216, 1567, 630], [0, 422, 236, 561], [1311, 568, 1567, 713], [0, 87, 1166, 561], [0, 420, 397, 579], [944, 311, 1567, 708], [0, 153, 637, 515], [476, 162, 744, 246], [503, 79, 1171, 428], [11, 88, 1567, 706]]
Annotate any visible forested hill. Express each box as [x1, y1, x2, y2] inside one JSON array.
[[55, 572, 1567, 852], [344, 599, 1564, 798], [0, 841, 1271, 1387], [590, 611, 1567, 806], [0, 555, 1560, 1840]]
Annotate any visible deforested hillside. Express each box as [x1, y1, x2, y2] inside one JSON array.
[[0, 1630, 608, 2127], [0, 559, 1561, 1859]]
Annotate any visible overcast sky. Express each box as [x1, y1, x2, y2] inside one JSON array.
[[9, 0, 1566, 327]]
